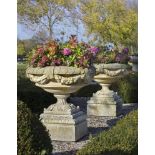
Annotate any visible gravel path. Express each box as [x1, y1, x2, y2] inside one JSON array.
[[52, 97, 138, 155]]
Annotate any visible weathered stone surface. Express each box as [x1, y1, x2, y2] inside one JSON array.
[[39, 93, 88, 141], [40, 110, 88, 141], [87, 101, 122, 117], [95, 63, 131, 75], [87, 84, 122, 116], [26, 66, 95, 85], [87, 63, 130, 117]]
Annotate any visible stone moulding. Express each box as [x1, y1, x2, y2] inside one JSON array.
[[95, 63, 131, 76]]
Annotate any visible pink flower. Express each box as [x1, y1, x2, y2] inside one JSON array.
[[37, 61, 45, 67], [89, 46, 99, 55], [62, 48, 72, 56], [41, 55, 49, 63], [37, 47, 44, 55], [31, 54, 38, 65], [53, 58, 62, 66]]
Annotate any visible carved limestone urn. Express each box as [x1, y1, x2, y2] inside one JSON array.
[[87, 63, 131, 117], [26, 66, 94, 141]]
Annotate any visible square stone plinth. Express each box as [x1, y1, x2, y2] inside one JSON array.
[[87, 103, 122, 117], [40, 111, 88, 141]]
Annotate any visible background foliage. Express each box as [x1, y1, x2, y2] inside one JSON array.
[[79, 0, 138, 52]]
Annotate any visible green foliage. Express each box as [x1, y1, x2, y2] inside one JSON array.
[[17, 63, 27, 80], [29, 36, 95, 68], [17, 100, 53, 155], [111, 73, 138, 103], [17, 41, 25, 56], [95, 50, 117, 64], [80, 0, 138, 49], [77, 110, 138, 155]]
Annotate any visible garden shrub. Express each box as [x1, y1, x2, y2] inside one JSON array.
[[17, 100, 53, 155], [17, 63, 28, 80], [111, 73, 138, 103], [77, 110, 138, 155]]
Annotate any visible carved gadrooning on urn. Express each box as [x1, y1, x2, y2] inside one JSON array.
[[87, 63, 131, 117], [26, 66, 95, 141]]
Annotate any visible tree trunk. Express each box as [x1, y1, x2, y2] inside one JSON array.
[[49, 27, 53, 39], [48, 16, 53, 40]]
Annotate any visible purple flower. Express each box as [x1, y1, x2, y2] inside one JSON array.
[[115, 53, 123, 62], [89, 46, 99, 55], [122, 48, 129, 55], [53, 59, 62, 66], [115, 52, 129, 63], [62, 48, 72, 56]]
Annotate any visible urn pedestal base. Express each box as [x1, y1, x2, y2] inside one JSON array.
[[40, 95, 88, 141], [87, 84, 123, 117]]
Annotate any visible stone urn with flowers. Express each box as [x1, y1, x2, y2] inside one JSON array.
[[87, 47, 131, 117], [26, 35, 95, 141]]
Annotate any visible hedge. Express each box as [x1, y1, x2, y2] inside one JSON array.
[[77, 110, 138, 155], [17, 100, 53, 155], [111, 73, 138, 103]]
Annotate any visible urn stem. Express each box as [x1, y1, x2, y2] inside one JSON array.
[[54, 94, 69, 105]]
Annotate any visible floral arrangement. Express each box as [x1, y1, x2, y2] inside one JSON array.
[[94, 47, 129, 64], [29, 35, 99, 68]]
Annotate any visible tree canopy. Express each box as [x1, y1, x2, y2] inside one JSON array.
[[17, 0, 77, 39], [79, 0, 138, 50]]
